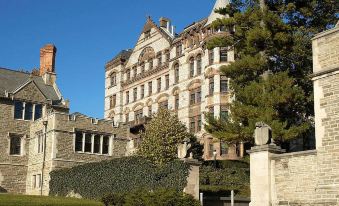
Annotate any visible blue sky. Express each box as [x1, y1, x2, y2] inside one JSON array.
[[0, 0, 216, 118]]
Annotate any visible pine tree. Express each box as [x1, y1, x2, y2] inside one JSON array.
[[138, 109, 198, 165], [205, 0, 337, 146]]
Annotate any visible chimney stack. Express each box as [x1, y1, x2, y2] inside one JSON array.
[[159, 17, 170, 29], [40, 44, 57, 85]]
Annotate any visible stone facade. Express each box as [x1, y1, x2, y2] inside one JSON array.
[[248, 23, 339, 206], [104, 0, 243, 160], [0, 44, 131, 195]]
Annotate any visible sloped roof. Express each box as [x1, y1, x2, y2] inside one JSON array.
[[0, 67, 60, 101], [205, 0, 230, 26]]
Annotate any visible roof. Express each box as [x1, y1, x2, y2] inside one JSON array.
[[106, 49, 133, 68], [205, 0, 230, 26], [0, 67, 60, 102]]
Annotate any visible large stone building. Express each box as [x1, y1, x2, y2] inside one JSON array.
[[105, 0, 244, 160], [0, 44, 130, 195]]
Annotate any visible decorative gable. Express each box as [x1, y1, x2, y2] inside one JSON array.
[[13, 81, 46, 103]]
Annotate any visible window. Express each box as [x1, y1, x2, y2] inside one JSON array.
[[165, 50, 170, 62], [157, 78, 161, 92], [93, 134, 101, 154], [24, 103, 33, 120], [140, 62, 145, 74], [75, 132, 83, 152], [189, 57, 194, 77], [159, 100, 168, 110], [110, 95, 116, 109], [209, 106, 214, 117], [209, 49, 214, 65], [84, 133, 92, 153], [196, 54, 202, 75], [36, 131, 44, 153], [148, 82, 153, 96], [135, 109, 143, 123], [126, 69, 131, 80], [220, 76, 228, 93], [132, 66, 137, 78], [125, 113, 129, 122], [190, 87, 201, 105], [110, 73, 117, 86], [33, 174, 41, 189], [74, 131, 112, 155], [133, 88, 137, 102], [176, 44, 182, 57], [141, 85, 145, 99], [144, 30, 151, 39], [149, 59, 153, 70], [9, 134, 21, 155], [14, 101, 24, 119], [102, 136, 110, 155], [126, 91, 129, 104], [157, 53, 162, 66], [220, 141, 228, 156], [174, 63, 179, 83], [165, 74, 169, 89], [175, 94, 179, 110], [220, 107, 229, 121], [148, 106, 152, 116], [220, 47, 228, 62], [34, 104, 42, 120], [209, 144, 214, 157], [209, 77, 214, 95], [189, 115, 202, 133]]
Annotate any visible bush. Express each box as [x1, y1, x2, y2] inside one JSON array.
[[49, 156, 190, 199], [200, 160, 250, 197], [102, 189, 201, 206]]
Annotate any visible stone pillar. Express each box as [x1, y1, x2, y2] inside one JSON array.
[[247, 122, 285, 206], [182, 158, 202, 200]]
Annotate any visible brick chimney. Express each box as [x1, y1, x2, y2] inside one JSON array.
[[40, 44, 57, 85]]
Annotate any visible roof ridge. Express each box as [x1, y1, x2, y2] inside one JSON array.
[[0, 67, 31, 74]]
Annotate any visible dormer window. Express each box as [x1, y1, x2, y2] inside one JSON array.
[[144, 30, 151, 40], [176, 44, 182, 57]]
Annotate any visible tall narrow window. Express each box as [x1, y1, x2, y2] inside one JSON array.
[[93, 134, 101, 154], [34, 104, 42, 120], [36, 131, 44, 153], [220, 141, 228, 156], [190, 87, 201, 104], [196, 54, 202, 75], [110, 95, 116, 109], [157, 53, 162, 66], [84, 133, 92, 153], [209, 77, 214, 95], [220, 47, 228, 62], [110, 73, 117, 86], [165, 74, 169, 89], [209, 106, 214, 117], [141, 85, 145, 99], [126, 91, 130, 104], [209, 49, 214, 65], [220, 76, 228, 93], [174, 63, 179, 83], [197, 115, 202, 131], [135, 109, 143, 123], [148, 106, 152, 116], [75, 132, 83, 152], [176, 44, 182, 57], [165, 50, 170, 62], [148, 82, 152, 96], [102, 136, 110, 155], [24, 103, 33, 120], [149, 59, 153, 70], [126, 69, 131, 80], [14, 101, 24, 119], [132, 66, 137, 78], [189, 57, 194, 77], [220, 106, 229, 121], [175, 94, 179, 110], [9, 135, 21, 155], [157, 78, 161, 92], [125, 113, 129, 122], [190, 117, 195, 133], [140, 62, 145, 74], [209, 144, 214, 157], [133, 88, 137, 102]]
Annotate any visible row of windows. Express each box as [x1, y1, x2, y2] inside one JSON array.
[[75, 132, 112, 155], [14, 101, 42, 121], [208, 141, 229, 158]]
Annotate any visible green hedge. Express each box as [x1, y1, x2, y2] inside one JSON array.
[[49, 156, 190, 199], [200, 160, 250, 197], [102, 189, 201, 206]]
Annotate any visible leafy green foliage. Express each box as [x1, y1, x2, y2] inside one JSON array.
[[205, 0, 337, 145], [49, 156, 190, 200], [138, 109, 200, 165], [200, 160, 250, 198], [102, 189, 201, 206]]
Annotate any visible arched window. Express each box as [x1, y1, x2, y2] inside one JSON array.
[[174, 63, 179, 83], [196, 54, 202, 75], [189, 57, 194, 77], [110, 72, 117, 86]]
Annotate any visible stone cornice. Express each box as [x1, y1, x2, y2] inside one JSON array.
[[310, 67, 339, 80]]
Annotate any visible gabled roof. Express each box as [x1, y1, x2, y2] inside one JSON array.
[[0, 67, 60, 102], [205, 0, 230, 26]]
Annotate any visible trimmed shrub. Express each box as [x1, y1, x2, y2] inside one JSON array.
[[102, 189, 201, 206], [49, 156, 190, 199], [200, 160, 250, 197]]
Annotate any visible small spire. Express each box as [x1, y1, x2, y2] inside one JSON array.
[[205, 0, 230, 26]]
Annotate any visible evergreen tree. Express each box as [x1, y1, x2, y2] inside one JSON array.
[[138, 109, 198, 165], [205, 0, 337, 145]]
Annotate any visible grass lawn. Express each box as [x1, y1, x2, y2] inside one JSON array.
[[0, 194, 103, 206]]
